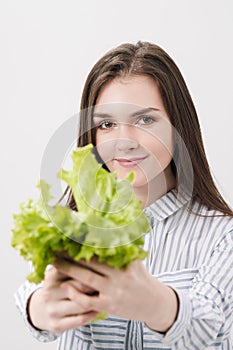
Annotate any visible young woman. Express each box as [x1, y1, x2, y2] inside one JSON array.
[[15, 41, 233, 349]]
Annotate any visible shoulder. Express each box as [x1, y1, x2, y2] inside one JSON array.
[[188, 199, 233, 237]]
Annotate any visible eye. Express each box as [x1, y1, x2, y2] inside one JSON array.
[[137, 115, 155, 125], [97, 120, 116, 130]]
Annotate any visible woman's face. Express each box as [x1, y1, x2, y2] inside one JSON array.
[[93, 75, 174, 189]]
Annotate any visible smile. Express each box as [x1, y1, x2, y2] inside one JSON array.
[[114, 156, 148, 168]]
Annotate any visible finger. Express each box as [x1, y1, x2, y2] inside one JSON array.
[[50, 311, 99, 333], [44, 265, 70, 286], [43, 267, 75, 301], [55, 259, 106, 290], [78, 258, 116, 276], [61, 283, 99, 311], [48, 298, 93, 318], [67, 279, 97, 295]]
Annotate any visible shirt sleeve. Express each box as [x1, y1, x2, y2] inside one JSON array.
[[14, 280, 60, 343], [144, 229, 233, 349]]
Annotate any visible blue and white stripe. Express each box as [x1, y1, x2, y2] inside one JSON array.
[[15, 189, 233, 349]]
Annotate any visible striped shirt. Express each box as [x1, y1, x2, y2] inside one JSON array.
[[15, 189, 233, 349]]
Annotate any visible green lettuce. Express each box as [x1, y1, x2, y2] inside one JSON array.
[[12, 144, 150, 284]]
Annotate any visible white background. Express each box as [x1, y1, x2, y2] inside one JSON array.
[[1, 0, 233, 348]]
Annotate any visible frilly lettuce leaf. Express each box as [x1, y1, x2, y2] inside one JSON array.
[[11, 144, 150, 284]]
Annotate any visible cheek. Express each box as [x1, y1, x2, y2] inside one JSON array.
[[156, 124, 173, 154], [154, 141, 173, 168], [142, 130, 173, 166], [145, 144, 172, 179], [136, 135, 173, 186]]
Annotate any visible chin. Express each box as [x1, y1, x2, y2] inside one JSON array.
[[129, 172, 149, 188]]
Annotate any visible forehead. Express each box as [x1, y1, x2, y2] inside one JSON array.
[[96, 75, 165, 110]]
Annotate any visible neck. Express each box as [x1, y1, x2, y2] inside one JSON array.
[[132, 166, 176, 208]]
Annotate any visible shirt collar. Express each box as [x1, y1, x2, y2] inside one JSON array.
[[143, 189, 190, 222]]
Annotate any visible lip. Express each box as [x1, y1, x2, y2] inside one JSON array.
[[114, 156, 148, 168]]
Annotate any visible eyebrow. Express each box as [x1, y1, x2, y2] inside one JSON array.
[[93, 107, 161, 119]]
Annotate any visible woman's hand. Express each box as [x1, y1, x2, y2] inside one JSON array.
[[28, 265, 99, 333], [55, 258, 178, 333]]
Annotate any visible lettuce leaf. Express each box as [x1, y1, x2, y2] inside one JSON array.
[[11, 144, 150, 284]]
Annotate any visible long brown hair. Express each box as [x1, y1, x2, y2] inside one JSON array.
[[67, 41, 233, 217]]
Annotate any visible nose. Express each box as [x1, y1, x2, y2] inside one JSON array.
[[116, 124, 139, 152]]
